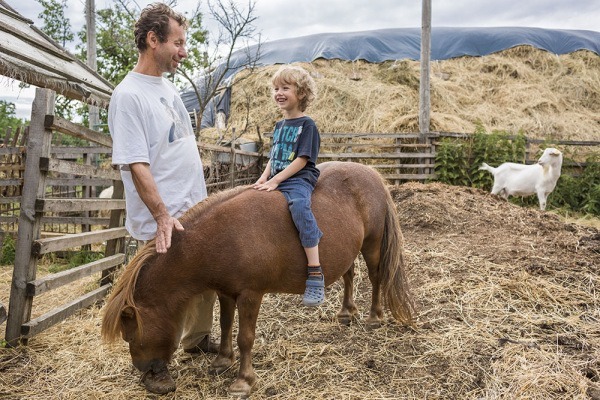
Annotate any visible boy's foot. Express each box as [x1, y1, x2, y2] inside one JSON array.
[[302, 275, 325, 307]]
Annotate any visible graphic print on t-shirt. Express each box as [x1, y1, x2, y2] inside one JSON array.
[[161, 97, 192, 143], [270, 124, 302, 176]]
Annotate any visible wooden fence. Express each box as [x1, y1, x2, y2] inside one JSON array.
[[313, 132, 599, 183], [4, 89, 127, 346], [2, 97, 598, 345]]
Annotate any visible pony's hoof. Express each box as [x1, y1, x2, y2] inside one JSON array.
[[365, 318, 383, 329], [209, 356, 234, 375], [141, 369, 176, 394], [228, 378, 254, 398], [337, 313, 357, 326]]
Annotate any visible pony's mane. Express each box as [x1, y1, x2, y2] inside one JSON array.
[[101, 241, 157, 343], [179, 184, 252, 225]]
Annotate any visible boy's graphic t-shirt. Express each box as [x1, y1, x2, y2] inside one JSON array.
[[269, 116, 321, 186]]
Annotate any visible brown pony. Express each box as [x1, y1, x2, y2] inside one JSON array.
[[101, 161, 414, 397]]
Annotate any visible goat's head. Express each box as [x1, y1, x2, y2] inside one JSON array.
[[537, 148, 563, 167]]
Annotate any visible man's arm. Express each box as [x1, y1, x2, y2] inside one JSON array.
[[130, 162, 184, 253]]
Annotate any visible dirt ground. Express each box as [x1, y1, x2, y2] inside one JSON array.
[[1, 182, 599, 399]]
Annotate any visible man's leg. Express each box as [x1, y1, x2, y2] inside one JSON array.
[[181, 290, 218, 353]]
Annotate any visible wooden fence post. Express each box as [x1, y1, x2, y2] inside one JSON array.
[[100, 179, 125, 286], [230, 128, 237, 188], [5, 89, 55, 346]]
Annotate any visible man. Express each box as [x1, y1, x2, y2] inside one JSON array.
[[108, 3, 217, 357]]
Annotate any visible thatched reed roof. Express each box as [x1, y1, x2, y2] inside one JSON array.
[[0, 1, 113, 107]]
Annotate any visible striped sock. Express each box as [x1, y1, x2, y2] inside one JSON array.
[[307, 265, 323, 280]]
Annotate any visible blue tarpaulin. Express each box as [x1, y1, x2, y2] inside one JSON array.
[[182, 27, 600, 128]]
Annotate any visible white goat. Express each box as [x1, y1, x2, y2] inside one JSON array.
[[479, 147, 563, 211], [99, 186, 114, 199], [98, 186, 114, 220]]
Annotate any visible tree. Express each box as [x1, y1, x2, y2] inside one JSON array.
[[0, 101, 26, 139], [177, 0, 262, 134], [36, 0, 74, 48], [79, 1, 138, 86]]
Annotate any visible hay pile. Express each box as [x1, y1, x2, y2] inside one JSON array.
[[1, 182, 600, 399], [217, 47, 600, 142]]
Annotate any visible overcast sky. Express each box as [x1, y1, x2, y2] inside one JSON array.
[[2, 0, 599, 119]]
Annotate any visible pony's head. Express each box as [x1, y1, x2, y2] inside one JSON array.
[[101, 242, 180, 373], [119, 304, 180, 373]]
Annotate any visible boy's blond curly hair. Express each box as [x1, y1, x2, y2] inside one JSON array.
[[272, 65, 317, 112]]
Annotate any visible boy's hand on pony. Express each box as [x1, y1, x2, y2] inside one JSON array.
[[252, 180, 279, 192]]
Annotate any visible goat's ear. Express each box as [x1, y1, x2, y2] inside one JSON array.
[[551, 149, 561, 156]]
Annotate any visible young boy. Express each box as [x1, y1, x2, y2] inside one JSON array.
[[252, 65, 324, 307]]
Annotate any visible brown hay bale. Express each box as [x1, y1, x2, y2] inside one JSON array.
[[213, 47, 599, 143]]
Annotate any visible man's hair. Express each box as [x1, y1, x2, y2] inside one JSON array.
[[272, 65, 317, 112], [134, 2, 188, 52]]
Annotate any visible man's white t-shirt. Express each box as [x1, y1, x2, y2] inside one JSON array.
[[108, 72, 207, 240]]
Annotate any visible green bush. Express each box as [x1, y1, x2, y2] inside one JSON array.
[[434, 139, 470, 186], [47, 250, 104, 274], [434, 126, 526, 189], [549, 153, 600, 215], [0, 234, 16, 265]]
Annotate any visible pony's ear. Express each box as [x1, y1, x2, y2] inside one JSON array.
[[122, 306, 135, 319], [120, 306, 138, 343]]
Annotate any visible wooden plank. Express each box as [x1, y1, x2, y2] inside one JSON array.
[[198, 142, 261, 156], [45, 115, 113, 147], [35, 198, 125, 213], [39, 157, 121, 180], [0, 196, 21, 204], [320, 142, 432, 149], [0, 17, 73, 61], [0, 179, 23, 186], [266, 133, 423, 140], [46, 177, 114, 187], [382, 173, 435, 180], [27, 253, 125, 296], [11, 126, 23, 147], [52, 146, 112, 156], [32, 227, 128, 256], [101, 180, 126, 286], [40, 216, 110, 226], [0, 302, 6, 325], [21, 284, 111, 338], [0, 147, 25, 155], [318, 152, 436, 159], [0, 164, 25, 172], [3, 126, 11, 145], [0, 216, 19, 223], [369, 163, 435, 169]]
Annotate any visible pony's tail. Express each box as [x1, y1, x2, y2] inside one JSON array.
[[101, 241, 156, 343], [379, 187, 415, 326]]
